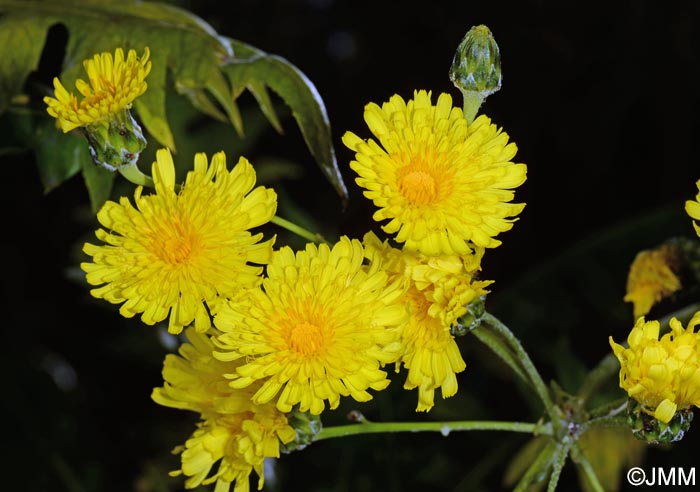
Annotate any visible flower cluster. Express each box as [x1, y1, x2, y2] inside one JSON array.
[[343, 90, 526, 410], [610, 312, 700, 423], [72, 46, 527, 491]]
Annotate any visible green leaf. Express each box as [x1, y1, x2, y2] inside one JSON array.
[[11, 112, 85, 191], [223, 38, 349, 205], [0, 15, 54, 112], [81, 157, 115, 213], [0, 0, 343, 203]]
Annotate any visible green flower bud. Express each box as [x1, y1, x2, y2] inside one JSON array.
[[626, 398, 694, 444], [280, 407, 323, 453], [83, 108, 146, 171], [449, 25, 502, 123]]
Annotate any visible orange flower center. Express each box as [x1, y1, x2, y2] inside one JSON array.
[[397, 166, 437, 205], [289, 321, 325, 356], [150, 216, 198, 265]]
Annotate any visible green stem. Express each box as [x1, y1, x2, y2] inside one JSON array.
[[314, 420, 550, 442], [118, 163, 154, 188], [481, 312, 560, 432], [547, 440, 573, 492], [271, 215, 325, 244], [461, 91, 484, 124]]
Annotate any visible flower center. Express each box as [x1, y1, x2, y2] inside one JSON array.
[[397, 166, 437, 205], [151, 216, 197, 265], [289, 322, 325, 356]]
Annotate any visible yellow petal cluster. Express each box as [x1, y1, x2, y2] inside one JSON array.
[[623, 244, 682, 318], [364, 232, 491, 411], [82, 148, 277, 334], [343, 90, 527, 256], [213, 237, 408, 415], [44, 47, 151, 132], [686, 179, 700, 237], [609, 312, 700, 423], [152, 329, 295, 492]]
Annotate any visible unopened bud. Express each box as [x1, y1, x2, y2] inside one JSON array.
[[449, 25, 502, 123]]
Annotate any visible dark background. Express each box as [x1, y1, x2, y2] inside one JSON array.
[[3, 0, 700, 491]]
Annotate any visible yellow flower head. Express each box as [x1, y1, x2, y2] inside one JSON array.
[[364, 232, 491, 411], [44, 47, 151, 132], [686, 179, 700, 237], [152, 328, 295, 492], [624, 244, 682, 318], [82, 148, 277, 334], [342, 90, 527, 256], [609, 312, 700, 423], [213, 237, 408, 415]]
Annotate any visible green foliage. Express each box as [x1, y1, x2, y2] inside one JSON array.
[[0, 0, 346, 209]]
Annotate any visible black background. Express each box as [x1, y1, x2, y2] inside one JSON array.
[[3, 1, 700, 491]]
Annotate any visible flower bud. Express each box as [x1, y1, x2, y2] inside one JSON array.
[[450, 25, 502, 97], [84, 108, 147, 171]]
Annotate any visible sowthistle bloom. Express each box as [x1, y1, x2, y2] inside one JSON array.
[[343, 90, 526, 256], [152, 328, 295, 492], [363, 232, 491, 411], [213, 237, 407, 415], [610, 312, 700, 423], [44, 47, 152, 171], [82, 148, 277, 334], [624, 243, 682, 318], [44, 47, 151, 133]]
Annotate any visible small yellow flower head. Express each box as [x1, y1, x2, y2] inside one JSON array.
[[363, 232, 491, 411], [686, 179, 700, 237], [82, 149, 277, 334], [44, 47, 151, 133], [343, 90, 526, 256], [609, 312, 700, 423], [213, 237, 408, 415], [152, 328, 296, 492], [624, 244, 682, 318]]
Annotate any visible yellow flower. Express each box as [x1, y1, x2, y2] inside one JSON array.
[[623, 244, 682, 318], [342, 90, 527, 256], [213, 237, 408, 415], [609, 312, 700, 423], [364, 232, 491, 411], [44, 47, 151, 132], [152, 328, 295, 492], [82, 148, 277, 334], [686, 179, 700, 237]]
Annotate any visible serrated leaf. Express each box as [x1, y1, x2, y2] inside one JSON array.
[[223, 38, 349, 205], [0, 0, 233, 151]]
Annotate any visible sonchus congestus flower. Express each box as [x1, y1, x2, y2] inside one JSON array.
[[610, 312, 700, 425], [624, 243, 682, 318], [152, 328, 295, 492], [363, 232, 491, 411], [44, 47, 151, 171], [213, 237, 408, 415], [81, 148, 277, 334], [342, 90, 526, 256]]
